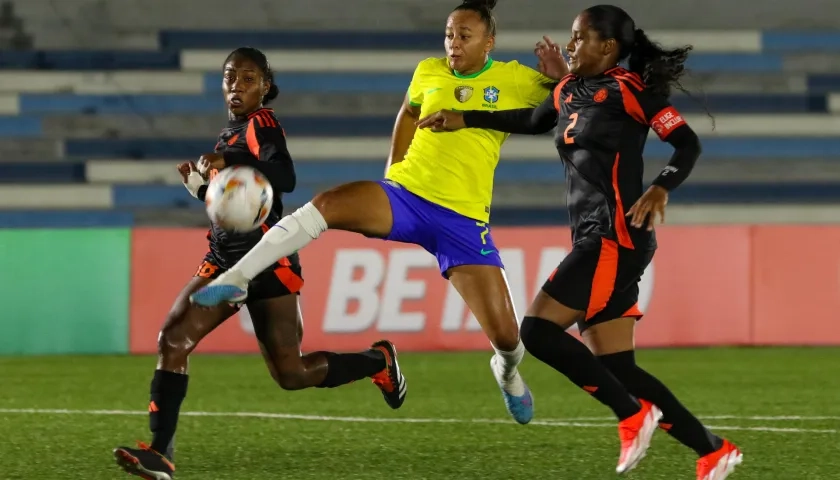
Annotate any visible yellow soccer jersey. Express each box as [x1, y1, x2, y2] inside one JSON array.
[[385, 57, 555, 222]]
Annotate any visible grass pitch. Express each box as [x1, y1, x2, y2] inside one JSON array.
[[1, 348, 838, 479]]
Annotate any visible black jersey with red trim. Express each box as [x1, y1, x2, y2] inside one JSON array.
[[199, 108, 296, 262], [464, 67, 696, 252]]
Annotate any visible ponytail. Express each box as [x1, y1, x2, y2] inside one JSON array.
[[628, 29, 713, 127], [627, 28, 691, 98]]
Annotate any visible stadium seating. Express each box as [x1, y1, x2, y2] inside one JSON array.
[[2, 0, 840, 227]]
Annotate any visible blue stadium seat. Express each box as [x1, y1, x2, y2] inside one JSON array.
[[3, 27, 840, 219]]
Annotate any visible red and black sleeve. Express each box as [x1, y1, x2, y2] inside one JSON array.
[[224, 111, 297, 193], [613, 71, 701, 192]]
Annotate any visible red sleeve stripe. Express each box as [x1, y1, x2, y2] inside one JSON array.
[[246, 118, 260, 158], [616, 79, 647, 125], [257, 111, 277, 128], [247, 109, 278, 129], [611, 72, 645, 91], [552, 74, 575, 111], [606, 67, 644, 89]]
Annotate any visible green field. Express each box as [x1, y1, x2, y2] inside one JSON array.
[[1, 348, 838, 479]]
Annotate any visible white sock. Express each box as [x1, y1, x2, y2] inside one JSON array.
[[236, 202, 328, 280], [493, 340, 526, 396]]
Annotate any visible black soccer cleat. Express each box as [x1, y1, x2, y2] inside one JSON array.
[[113, 442, 175, 480], [370, 339, 407, 409]]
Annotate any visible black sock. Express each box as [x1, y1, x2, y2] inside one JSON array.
[[316, 350, 386, 388], [520, 316, 641, 420], [599, 351, 724, 457], [149, 370, 189, 455]]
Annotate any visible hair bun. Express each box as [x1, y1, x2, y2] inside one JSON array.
[[462, 0, 497, 9], [263, 83, 280, 104]]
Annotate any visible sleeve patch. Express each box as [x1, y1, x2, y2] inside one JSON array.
[[650, 106, 686, 139]]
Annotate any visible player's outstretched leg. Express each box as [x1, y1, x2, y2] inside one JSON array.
[[308, 340, 407, 409], [190, 200, 329, 307], [192, 181, 399, 308], [247, 295, 407, 409], [448, 265, 534, 425], [598, 350, 743, 480]]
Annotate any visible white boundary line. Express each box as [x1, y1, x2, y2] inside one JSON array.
[[542, 415, 840, 422], [0, 408, 836, 434]]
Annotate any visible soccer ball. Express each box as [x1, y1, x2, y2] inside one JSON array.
[[205, 165, 273, 233]]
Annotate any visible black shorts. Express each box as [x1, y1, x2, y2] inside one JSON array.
[[542, 237, 653, 333], [195, 251, 303, 302]]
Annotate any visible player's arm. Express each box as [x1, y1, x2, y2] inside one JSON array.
[[386, 93, 421, 171], [461, 91, 557, 135], [633, 88, 701, 191], [224, 121, 296, 193], [386, 62, 426, 172]]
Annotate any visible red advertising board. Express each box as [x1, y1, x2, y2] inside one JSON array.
[[129, 225, 840, 353], [750, 226, 840, 345]]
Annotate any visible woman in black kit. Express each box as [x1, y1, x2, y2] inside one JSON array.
[[418, 6, 742, 480], [113, 47, 406, 480]]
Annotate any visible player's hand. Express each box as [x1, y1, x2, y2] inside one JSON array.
[[178, 161, 207, 199], [177, 161, 198, 182], [415, 110, 466, 132], [535, 35, 569, 80], [626, 185, 668, 231], [197, 153, 226, 177]]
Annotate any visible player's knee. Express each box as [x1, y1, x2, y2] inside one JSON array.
[[157, 316, 191, 360], [271, 364, 308, 391], [310, 190, 337, 221], [485, 320, 520, 352]]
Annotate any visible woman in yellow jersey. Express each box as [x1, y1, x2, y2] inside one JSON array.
[[191, 0, 567, 424]]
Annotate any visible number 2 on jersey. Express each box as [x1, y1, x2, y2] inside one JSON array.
[[563, 112, 578, 144]]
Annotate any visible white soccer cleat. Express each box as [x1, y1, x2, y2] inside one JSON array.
[[490, 355, 534, 425]]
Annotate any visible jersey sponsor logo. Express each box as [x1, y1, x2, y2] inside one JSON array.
[[454, 86, 474, 103], [565, 94, 573, 104], [480, 248, 496, 256], [483, 86, 500, 104], [593, 88, 608, 103], [427, 87, 442, 94], [650, 106, 686, 139]]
